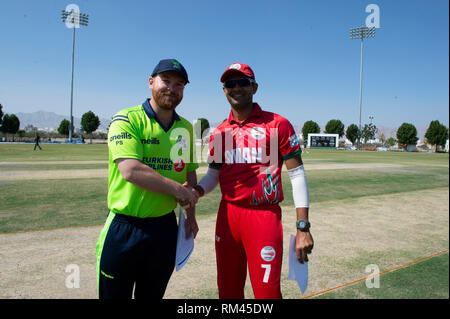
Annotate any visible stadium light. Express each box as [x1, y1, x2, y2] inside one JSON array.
[[61, 8, 89, 142], [350, 26, 375, 150]]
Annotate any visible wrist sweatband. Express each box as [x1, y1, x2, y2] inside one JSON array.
[[287, 165, 309, 208]]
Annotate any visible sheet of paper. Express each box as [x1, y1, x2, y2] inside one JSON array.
[[288, 234, 308, 294], [175, 207, 194, 272]]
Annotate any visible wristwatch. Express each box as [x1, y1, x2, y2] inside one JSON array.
[[296, 220, 311, 232]]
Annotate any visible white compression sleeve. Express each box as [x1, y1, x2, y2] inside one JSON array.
[[287, 165, 309, 208], [197, 167, 220, 195]]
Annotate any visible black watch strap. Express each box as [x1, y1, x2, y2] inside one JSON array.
[[296, 220, 311, 231]]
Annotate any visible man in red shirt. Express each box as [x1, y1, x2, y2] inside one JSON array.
[[193, 63, 314, 299]]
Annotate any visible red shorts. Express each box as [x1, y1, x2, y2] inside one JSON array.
[[215, 200, 283, 299]]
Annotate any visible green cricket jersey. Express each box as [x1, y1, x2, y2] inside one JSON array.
[[107, 99, 198, 218]]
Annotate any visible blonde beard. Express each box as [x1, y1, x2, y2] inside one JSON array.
[[153, 91, 182, 110]]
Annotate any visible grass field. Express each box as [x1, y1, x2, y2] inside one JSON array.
[[0, 144, 448, 232], [0, 143, 448, 299], [312, 252, 449, 299]]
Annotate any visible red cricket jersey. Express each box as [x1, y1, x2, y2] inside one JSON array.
[[208, 103, 301, 207]]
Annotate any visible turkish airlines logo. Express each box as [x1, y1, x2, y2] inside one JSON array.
[[174, 158, 185, 172]]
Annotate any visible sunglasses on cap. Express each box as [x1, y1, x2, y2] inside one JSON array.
[[223, 78, 255, 89]]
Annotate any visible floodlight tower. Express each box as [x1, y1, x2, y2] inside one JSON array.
[[61, 9, 89, 143], [350, 26, 375, 150]]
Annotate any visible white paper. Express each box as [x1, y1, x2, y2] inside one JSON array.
[[288, 234, 308, 294], [175, 207, 194, 271]]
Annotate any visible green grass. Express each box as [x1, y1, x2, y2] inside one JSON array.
[[0, 145, 448, 232], [0, 163, 107, 171], [302, 148, 450, 166], [0, 178, 108, 232], [284, 166, 449, 205], [313, 252, 449, 299], [0, 143, 108, 162], [0, 145, 448, 300], [2, 143, 448, 166]]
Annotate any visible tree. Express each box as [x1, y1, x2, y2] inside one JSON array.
[[0, 103, 3, 126], [386, 137, 397, 147], [0, 113, 20, 141], [193, 118, 210, 162], [425, 120, 449, 152], [302, 120, 320, 144], [361, 123, 378, 144], [396, 123, 418, 150], [81, 111, 100, 143], [58, 119, 71, 137], [325, 119, 345, 137], [345, 124, 359, 146], [379, 133, 386, 145]]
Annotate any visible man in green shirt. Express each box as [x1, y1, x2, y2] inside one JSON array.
[[96, 59, 199, 299]]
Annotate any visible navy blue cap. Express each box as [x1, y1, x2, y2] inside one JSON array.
[[151, 59, 189, 84]]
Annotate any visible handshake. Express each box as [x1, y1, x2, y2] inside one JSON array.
[[175, 182, 203, 210]]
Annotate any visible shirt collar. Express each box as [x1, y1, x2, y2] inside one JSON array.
[[142, 98, 180, 121], [228, 103, 262, 125], [142, 98, 180, 132]]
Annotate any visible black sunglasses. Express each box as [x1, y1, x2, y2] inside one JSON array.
[[223, 78, 255, 89]]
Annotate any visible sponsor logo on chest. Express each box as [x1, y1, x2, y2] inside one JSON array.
[[224, 147, 263, 164]]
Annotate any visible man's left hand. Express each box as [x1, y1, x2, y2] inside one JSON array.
[[296, 230, 314, 264], [185, 214, 199, 239]]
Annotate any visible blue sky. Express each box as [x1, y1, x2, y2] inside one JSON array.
[[0, 0, 448, 132]]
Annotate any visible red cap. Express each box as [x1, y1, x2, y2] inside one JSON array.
[[220, 63, 255, 82]]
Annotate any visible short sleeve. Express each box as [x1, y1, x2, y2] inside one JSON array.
[[108, 114, 143, 161], [277, 117, 302, 160]]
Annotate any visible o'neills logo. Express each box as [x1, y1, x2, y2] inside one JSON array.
[[109, 132, 132, 142]]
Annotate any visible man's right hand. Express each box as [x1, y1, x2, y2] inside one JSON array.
[[176, 182, 198, 209], [116, 159, 199, 209]]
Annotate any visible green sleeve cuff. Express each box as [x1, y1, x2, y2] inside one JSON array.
[[281, 149, 302, 160]]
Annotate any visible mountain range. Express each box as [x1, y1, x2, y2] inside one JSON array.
[[15, 111, 110, 132]]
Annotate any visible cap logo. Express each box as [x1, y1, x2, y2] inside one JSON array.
[[172, 60, 181, 69], [228, 63, 241, 70]]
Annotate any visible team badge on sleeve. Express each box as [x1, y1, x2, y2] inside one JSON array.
[[289, 134, 299, 148]]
